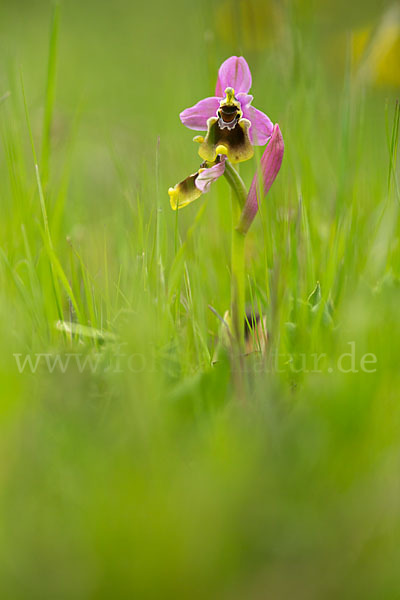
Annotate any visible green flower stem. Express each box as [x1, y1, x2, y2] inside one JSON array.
[[224, 159, 247, 209], [231, 214, 246, 349], [224, 161, 247, 350]]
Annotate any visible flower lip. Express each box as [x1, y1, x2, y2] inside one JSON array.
[[168, 155, 226, 210], [197, 116, 254, 163], [168, 171, 202, 210]]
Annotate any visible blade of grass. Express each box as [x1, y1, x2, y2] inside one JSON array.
[[21, 69, 82, 324], [41, 1, 60, 187], [387, 99, 400, 200]]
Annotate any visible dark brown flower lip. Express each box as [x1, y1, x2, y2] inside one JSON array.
[[197, 115, 254, 164]]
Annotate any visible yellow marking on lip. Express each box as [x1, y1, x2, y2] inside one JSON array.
[[216, 144, 228, 155]]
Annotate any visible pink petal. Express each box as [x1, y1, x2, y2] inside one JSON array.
[[236, 92, 253, 110], [180, 97, 220, 131], [215, 56, 252, 96], [242, 104, 274, 145], [238, 124, 284, 234], [195, 157, 226, 193]]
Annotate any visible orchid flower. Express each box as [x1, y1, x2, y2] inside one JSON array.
[[168, 55, 284, 349], [181, 56, 273, 163]]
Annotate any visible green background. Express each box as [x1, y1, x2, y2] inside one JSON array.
[[1, 0, 400, 598]]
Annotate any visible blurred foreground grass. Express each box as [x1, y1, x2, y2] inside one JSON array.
[[1, 0, 400, 598]]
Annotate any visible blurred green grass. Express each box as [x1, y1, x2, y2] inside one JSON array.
[[1, 0, 400, 598]]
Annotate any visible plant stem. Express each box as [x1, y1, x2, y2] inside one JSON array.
[[225, 163, 246, 350], [231, 215, 246, 349], [224, 159, 247, 209]]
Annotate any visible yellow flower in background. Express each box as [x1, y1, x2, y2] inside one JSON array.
[[354, 4, 400, 87], [212, 0, 400, 88]]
